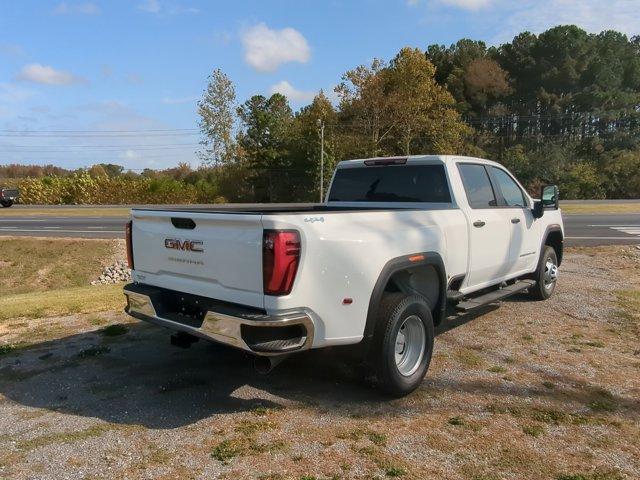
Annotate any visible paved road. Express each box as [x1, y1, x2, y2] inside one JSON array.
[[1, 208, 639, 246]]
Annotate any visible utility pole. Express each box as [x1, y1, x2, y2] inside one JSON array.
[[317, 119, 325, 203]]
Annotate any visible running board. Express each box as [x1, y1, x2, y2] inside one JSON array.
[[455, 280, 535, 312]]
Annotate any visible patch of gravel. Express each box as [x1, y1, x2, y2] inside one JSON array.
[[91, 260, 131, 285]]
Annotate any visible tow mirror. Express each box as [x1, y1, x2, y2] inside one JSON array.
[[533, 185, 559, 219]]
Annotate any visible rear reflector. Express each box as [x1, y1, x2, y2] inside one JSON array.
[[263, 230, 301, 296], [364, 157, 407, 166], [125, 220, 134, 270]]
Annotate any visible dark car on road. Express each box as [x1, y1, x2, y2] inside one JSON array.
[[0, 187, 19, 207]]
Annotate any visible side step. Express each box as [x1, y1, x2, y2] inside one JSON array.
[[455, 280, 535, 312]]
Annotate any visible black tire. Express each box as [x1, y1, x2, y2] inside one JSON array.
[[369, 293, 434, 397], [0, 200, 13, 208], [529, 245, 558, 300]]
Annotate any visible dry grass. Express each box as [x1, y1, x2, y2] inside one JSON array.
[[0, 284, 124, 321], [560, 202, 640, 214], [0, 237, 122, 295], [0, 207, 130, 217]]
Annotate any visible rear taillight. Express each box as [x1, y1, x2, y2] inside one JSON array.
[[263, 230, 301, 296], [125, 220, 134, 270]]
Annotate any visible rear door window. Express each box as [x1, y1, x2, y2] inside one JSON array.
[[457, 164, 497, 209], [328, 164, 451, 203]]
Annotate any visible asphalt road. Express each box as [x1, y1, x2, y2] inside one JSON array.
[[1, 207, 639, 246]]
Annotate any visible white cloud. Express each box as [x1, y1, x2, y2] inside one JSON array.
[[138, 0, 199, 15], [438, 0, 491, 9], [16, 64, 85, 86], [138, 0, 160, 13], [0, 83, 35, 103], [410, 0, 490, 8], [120, 149, 141, 160], [269, 81, 315, 103], [53, 2, 101, 15], [497, 0, 640, 41], [241, 23, 311, 73]]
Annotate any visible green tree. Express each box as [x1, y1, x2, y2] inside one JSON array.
[[426, 39, 511, 116], [198, 69, 236, 166], [236, 93, 294, 201], [336, 48, 469, 157], [289, 91, 339, 200]]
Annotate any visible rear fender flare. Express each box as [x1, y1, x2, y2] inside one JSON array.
[[362, 251, 446, 344]]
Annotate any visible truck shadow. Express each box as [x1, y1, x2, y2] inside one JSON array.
[[1, 309, 636, 429], [0, 322, 379, 429]]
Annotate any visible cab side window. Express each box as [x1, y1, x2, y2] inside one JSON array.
[[458, 164, 497, 209], [491, 167, 526, 207]]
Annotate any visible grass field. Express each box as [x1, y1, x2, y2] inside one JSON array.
[[0, 238, 126, 320], [561, 202, 639, 214], [0, 284, 124, 321], [0, 237, 120, 295]]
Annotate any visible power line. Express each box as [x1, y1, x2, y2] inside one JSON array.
[[0, 128, 199, 133], [0, 132, 199, 138], [0, 143, 199, 149]]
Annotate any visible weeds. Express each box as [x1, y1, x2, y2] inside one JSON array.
[[101, 324, 128, 337]]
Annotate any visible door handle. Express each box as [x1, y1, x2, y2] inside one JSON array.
[[473, 220, 486, 228], [511, 218, 521, 224]]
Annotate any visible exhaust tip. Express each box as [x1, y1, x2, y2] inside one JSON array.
[[253, 354, 288, 374]]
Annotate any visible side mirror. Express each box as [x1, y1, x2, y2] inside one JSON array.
[[541, 185, 560, 210], [533, 200, 544, 219]]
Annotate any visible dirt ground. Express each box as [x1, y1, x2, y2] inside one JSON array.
[[0, 246, 639, 480]]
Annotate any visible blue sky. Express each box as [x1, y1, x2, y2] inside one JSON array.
[[1, 0, 638, 171]]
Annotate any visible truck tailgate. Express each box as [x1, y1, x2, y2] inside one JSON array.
[[130, 210, 265, 308]]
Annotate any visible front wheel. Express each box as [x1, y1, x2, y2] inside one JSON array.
[[0, 200, 13, 208], [529, 245, 558, 300], [369, 293, 434, 396]]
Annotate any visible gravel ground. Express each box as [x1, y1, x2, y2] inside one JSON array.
[[0, 246, 639, 480]]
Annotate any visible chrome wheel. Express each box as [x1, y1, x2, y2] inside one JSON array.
[[543, 257, 558, 290], [394, 315, 426, 377]]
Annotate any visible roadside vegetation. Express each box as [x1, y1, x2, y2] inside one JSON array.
[[0, 238, 118, 295], [2, 25, 640, 203], [559, 203, 640, 215], [0, 238, 126, 318]]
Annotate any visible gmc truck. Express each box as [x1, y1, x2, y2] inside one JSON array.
[[124, 155, 563, 396]]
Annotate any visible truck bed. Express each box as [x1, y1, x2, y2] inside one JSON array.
[[133, 203, 418, 215]]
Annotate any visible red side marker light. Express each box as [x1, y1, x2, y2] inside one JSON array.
[[342, 298, 353, 305], [125, 220, 134, 269]]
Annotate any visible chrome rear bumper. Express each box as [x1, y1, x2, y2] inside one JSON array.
[[123, 284, 314, 356]]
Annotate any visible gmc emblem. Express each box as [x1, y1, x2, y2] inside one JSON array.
[[164, 238, 204, 252]]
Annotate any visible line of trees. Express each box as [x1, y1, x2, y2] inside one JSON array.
[[197, 25, 640, 201], [4, 25, 640, 204]]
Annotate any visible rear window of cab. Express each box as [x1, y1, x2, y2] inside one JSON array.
[[328, 164, 451, 203]]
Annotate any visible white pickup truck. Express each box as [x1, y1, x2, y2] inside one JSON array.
[[124, 155, 563, 396]]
